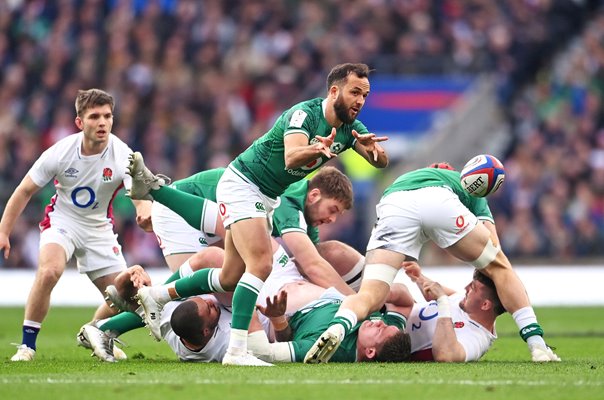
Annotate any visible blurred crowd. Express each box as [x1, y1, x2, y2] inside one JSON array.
[[0, 0, 598, 268]]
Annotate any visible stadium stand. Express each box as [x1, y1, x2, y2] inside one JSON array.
[[0, 0, 600, 268]]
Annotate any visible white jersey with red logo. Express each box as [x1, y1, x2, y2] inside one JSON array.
[[405, 293, 497, 362], [27, 132, 133, 230]]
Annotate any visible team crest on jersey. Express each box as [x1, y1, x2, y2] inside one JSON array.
[[102, 168, 113, 182], [454, 321, 465, 329], [64, 168, 78, 178], [112, 246, 120, 256]]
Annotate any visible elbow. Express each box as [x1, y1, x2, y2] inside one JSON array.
[[432, 350, 464, 363]]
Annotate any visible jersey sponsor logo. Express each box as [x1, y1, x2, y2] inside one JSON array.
[[289, 110, 308, 128], [301, 158, 323, 170], [455, 215, 470, 234], [102, 167, 113, 182], [71, 186, 96, 208], [285, 168, 309, 177], [64, 167, 79, 178], [219, 203, 227, 216]]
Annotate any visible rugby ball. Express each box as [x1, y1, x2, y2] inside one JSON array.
[[460, 154, 505, 197]]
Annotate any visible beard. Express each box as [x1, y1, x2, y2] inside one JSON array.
[[333, 95, 355, 124]]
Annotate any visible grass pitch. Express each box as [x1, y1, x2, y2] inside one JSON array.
[[0, 306, 602, 400]]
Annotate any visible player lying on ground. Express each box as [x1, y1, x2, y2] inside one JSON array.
[[304, 160, 560, 364], [249, 263, 502, 363]]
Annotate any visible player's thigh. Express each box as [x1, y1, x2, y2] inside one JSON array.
[[445, 221, 491, 262], [230, 217, 274, 275], [219, 230, 247, 288], [37, 242, 68, 281]]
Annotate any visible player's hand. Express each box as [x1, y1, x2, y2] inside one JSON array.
[[134, 200, 153, 232], [314, 128, 338, 158], [257, 290, 287, 318], [0, 233, 10, 259], [402, 261, 422, 282], [129, 264, 151, 289], [422, 281, 446, 301], [136, 214, 153, 232], [352, 130, 388, 162]]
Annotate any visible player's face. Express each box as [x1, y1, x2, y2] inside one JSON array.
[[191, 297, 221, 331], [77, 104, 113, 146], [305, 195, 345, 227], [459, 279, 489, 313], [357, 319, 399, 352], [333, 75, 370, 124]]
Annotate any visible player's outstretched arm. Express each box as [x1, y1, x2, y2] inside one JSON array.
[[0, 175, 41, 259]]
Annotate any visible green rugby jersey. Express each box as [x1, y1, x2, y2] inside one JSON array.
[[288, 301, 406, 362], [231, 98, 367, 198], [271, 180, 319, 244], [383, 168, 494, 222]]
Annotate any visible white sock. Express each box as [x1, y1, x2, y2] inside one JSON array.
[[178, 260, 194, 278], [512, 306, 537, 330], [228, 329, 248, 355]]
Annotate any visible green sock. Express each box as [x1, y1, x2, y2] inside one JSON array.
[[230, 274, 263, 330], [152, 186, 206, 230], [174, 268, 216, 297], [163, 269, 182, 284], [98, 312, 144, 336]]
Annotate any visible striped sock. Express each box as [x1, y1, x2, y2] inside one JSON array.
[[228, 273, 264, 353]]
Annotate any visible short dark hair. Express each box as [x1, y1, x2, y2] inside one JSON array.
[[170, 300, 205, 346], [326, 63, 370, 90], [473, 270, 505, 316], [428, 162, 456, 171], [308, 166, 354, 210], [374, 330, 411, 362], [75, 88, 114, 117]]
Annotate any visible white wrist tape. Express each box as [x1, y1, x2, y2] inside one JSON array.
[[437, 295, 451, 319]]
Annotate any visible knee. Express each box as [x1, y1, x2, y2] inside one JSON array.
[[36, 264, 63, 286]]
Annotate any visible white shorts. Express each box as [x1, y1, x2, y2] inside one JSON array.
[[39, 219, 126, 278], [151, 201, 222, 256], [257, 245, 305, 309], [366, 186, 478, 259], [216, 165, 279, 230]]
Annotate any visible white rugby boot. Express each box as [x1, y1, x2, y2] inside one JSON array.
[[104, 285, 133, 312], [135, 286, 165, 341], [303, 324, 344, 364], [125, 152, 170, 200], [222, 350, 274, 367], [530, 344, 561, 362], [77, 324, 118, 362], [10, 344, 35, 361]]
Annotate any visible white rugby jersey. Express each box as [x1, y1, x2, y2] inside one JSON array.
[[28, 132, 133, 230], [161, 295, 231, 362], [406, 293, 497, 362]]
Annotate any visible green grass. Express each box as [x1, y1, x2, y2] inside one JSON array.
[[1, 306, 603, 400]]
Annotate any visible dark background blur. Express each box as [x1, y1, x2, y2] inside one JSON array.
[[1, 0, 603, 270]]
